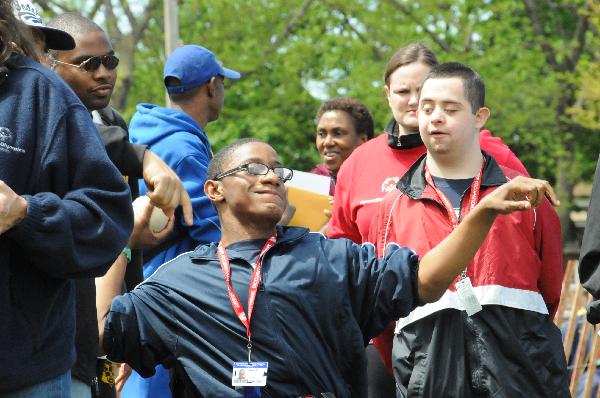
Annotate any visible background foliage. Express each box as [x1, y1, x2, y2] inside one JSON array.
[[38, 0, 600, 234]]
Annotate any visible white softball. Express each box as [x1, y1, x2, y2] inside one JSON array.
[[132, 196, 169, 233]]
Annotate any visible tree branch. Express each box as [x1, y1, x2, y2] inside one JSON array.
[[88, 0, 103, 20], [239, 0, 314, 79], [132, 0, 160, 42], [384, 0, 451, 53], [118, 0, 137, 31], [521, 0, 562, 70], [566, 6, 590, 71], [322, 0, 384, 61]]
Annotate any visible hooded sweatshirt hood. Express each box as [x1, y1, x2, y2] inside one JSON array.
[[129, 103, 211, 151]]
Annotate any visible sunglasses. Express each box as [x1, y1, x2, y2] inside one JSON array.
[[53, 54, 120, 73], [214, 162, 294, 183]]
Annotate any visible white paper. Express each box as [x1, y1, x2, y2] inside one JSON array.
[[286, 170, 331, 196]]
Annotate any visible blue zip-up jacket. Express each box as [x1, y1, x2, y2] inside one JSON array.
[[0, 55, 133, 392], [128, 103, 221, 277], [104, 226, 420, 397]]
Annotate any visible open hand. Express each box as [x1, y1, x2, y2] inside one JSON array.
[[480, 176, 559, 215]]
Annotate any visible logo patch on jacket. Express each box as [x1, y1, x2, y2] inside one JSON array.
[[0, 127, 25, 154], [381, 176, 400, 193]]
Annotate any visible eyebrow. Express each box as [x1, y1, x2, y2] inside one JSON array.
[[420, 99, 463, 107], [238, 157, 282, 166], [73, 51, 115, 63]]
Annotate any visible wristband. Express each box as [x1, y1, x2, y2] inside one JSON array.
[[122, 247, 132, 263]]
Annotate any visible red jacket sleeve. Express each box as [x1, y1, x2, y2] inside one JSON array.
[[328, 159, 362, 242], [534, 198, 563, 319]]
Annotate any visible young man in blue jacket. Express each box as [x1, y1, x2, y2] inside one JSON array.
[[99, 138, 559, 397], [0, 3, 132, 397]]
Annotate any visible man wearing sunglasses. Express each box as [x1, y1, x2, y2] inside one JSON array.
[[96, 138, 560, 397], [38, 12, 194, 398]]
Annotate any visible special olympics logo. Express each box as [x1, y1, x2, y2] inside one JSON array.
[[381, 176, 400, 193], [17, 2, 43, 25], [0, 127, 11, 142]]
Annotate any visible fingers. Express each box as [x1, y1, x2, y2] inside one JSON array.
[[505, 176, 560, 209], [115, 363, 132, 392], [179, 188, 193, 226], [151, 216, 175, 241]]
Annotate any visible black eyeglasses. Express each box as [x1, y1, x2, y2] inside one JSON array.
[[53, 54, 120, 73], [214, 162, 293, 183]]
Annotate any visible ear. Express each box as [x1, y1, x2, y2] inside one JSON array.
[[475, 107, 490, 129], [359, 134, 368, 144], [384, 84, 390, 100], [204, 179, 225, 204], [206, 79, 215, 98]]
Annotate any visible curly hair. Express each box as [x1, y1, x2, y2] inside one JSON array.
[[315, 97, 374, 139], [0, 0, 38, 66]]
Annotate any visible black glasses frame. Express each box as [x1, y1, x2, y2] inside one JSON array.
[[214, 162, 293, 183], [52, 54, 120, 73]]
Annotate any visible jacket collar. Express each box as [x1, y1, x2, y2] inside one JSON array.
[[396, 151, 507, 200], [189, 225, 310, 261], [384, 118, 424, 150]]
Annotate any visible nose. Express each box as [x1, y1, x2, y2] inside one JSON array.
[[431, 107, 444, 123], [323, 133, 336, 147], [259, 168, 282, 185], [93, 63, 114, 81], [408, 91, 419, 106]]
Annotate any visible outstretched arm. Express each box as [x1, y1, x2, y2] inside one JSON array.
[[418, 176, 560, 303]]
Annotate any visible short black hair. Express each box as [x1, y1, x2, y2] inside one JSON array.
[[424, 62, 485, 113], [207, 138, 266, 181], [315, 97, 374, 139], [46, 13, 105, 58]]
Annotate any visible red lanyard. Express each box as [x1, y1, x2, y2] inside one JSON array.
[[217, 232, 277, 360], [424, 159, 485, 230]]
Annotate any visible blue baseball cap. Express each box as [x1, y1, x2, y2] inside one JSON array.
[[164, 45, 241, 94]]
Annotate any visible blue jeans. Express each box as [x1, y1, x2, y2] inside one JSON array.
[[71, 376, 92, 398], [4, 370, 71, 398]]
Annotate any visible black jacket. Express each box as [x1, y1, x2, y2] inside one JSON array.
[[72, 107, 145, 385], [580, 155, 600, 324]]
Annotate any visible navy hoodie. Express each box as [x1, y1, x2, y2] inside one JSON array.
[[129, 104, 220, 277], [0, 55, 133, 392]]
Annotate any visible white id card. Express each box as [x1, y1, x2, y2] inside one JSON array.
[[232, 362, 268, 387], [455, 277, 482, 316]]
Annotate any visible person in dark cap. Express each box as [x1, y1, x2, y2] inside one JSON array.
[[0, 1, 133, 396], [13, 0, 74, 52], [122, 44, 240, 398]]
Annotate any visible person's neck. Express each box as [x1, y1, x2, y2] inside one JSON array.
[[173, 102, 208, 129], [219, 218, 277, 247], [397, 124, 419, 137], [426, 146, 483, 179]]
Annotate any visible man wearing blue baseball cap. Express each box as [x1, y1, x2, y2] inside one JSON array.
[[123, 45, 240, 398]]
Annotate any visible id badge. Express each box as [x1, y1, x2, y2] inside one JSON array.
[[455, 277, 482, 316], [232, 362, 268, 387]]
